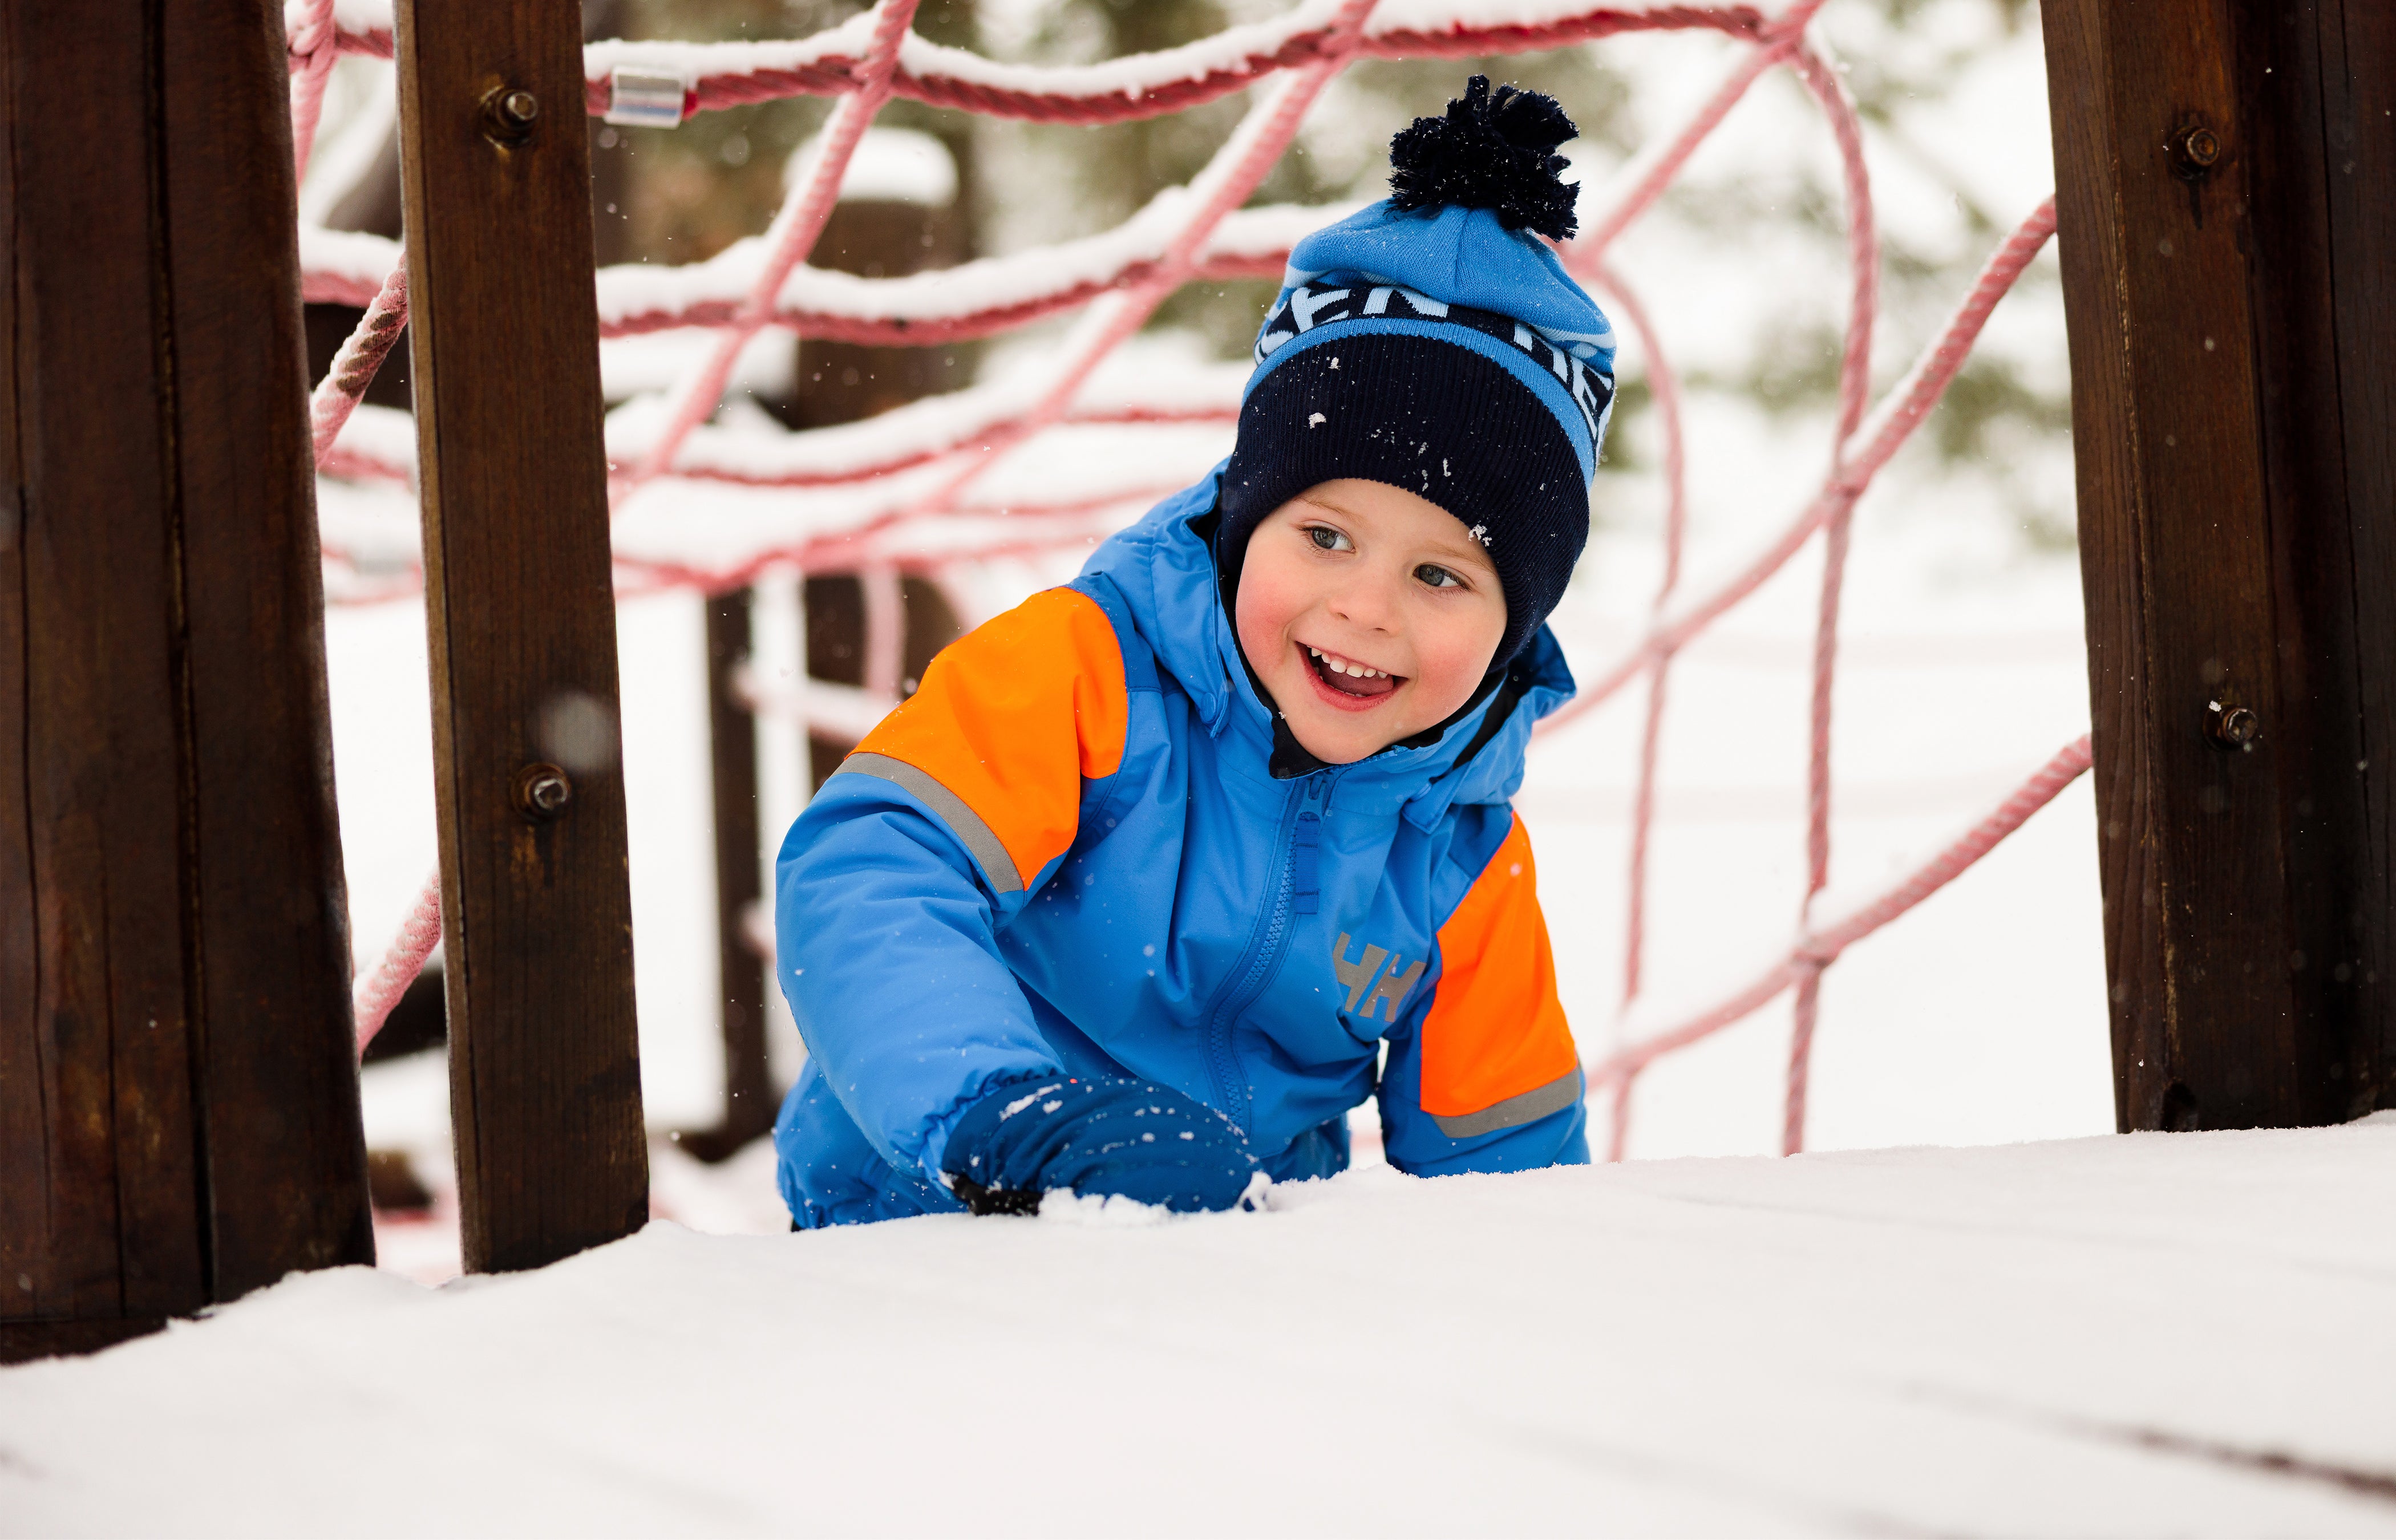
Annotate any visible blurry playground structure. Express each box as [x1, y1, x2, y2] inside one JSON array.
[[2, 0, 2390, 1360]]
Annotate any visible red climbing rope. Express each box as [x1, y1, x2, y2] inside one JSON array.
[[298, 0, 2089, 1149]]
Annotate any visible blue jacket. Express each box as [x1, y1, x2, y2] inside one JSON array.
[[772, 473, 1589, 1226]]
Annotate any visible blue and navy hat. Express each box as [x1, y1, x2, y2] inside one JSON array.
[[1219, 78, 1616, 669]]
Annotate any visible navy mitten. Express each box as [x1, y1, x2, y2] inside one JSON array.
[[940, 1076, 1257, 1215]]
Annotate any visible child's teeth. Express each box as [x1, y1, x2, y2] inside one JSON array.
[[1305, 646, 1391, 680]]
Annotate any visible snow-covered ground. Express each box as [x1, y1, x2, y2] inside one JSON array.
[[7, 1117, 2394, 1537]]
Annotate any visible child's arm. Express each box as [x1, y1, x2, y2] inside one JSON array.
[[1378, 812, 1590, 1174], [774, 587, 1128, 1188]]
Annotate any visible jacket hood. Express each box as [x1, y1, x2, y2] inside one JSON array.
[[1078, 464, 1576, 829]]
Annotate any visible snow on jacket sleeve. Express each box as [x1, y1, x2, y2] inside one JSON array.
[[1378, 812, 1590, 1175], [774, 586, 1132, 1184]]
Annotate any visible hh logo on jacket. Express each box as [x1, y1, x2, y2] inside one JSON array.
[[1334, 932, 1426, 1023]]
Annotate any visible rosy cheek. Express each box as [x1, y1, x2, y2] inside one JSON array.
[[1235, 551, 1310, 660], [1237, 582, 1286, 647], [1414, 653, 1469, 711], [1413, 620, 1501, 711]]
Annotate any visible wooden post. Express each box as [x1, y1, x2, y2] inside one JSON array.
[[395, 0, 647, 1270], [2042, 0, 2395, 1129], [678, 590, 775, 1162], [1, 0, 370, 1361]]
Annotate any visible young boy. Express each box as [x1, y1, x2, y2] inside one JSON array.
[[772, 79, 1614, 1226]]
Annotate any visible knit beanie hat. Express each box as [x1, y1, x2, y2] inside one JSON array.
[[1218, 78, 1617, 670]]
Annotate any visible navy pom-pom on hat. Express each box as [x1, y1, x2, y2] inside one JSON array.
[[1219, 76, 1615, 672], [1389, 75, 1581, 240]]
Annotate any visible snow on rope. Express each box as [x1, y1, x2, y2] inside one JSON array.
[[301, 0, 2087, 1159], [298, 1, 1773, 126]]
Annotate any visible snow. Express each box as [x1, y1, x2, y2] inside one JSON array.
[[297, 194, 1335, 341], [590, 198, 1343, 338], [1360, 0, 1761, 35], [901, 0, 1760, 111], [600, 326, 799, 406], [892, 2, 1337, 99], [297, 224, 398, 308], [285, 0, 395, 39], [784, 127, 957, 209], [315, 0, 1764, 93], [583, 11, 885, 91], [7, 1118, 2396, 1536]]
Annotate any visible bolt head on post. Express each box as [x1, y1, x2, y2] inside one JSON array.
[[513, 762, 574, 820], [481, 86, 539, 147], [2205, 699, 2261, 751], [2170, 121, 2223, 181]]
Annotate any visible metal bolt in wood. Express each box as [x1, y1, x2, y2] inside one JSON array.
[[2205, 701, 2261, 751], [513, 763, 573, 819], [481, 86, 539, 145]]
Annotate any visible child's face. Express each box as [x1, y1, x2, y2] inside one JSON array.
[[1235, 478, 1508, 765]]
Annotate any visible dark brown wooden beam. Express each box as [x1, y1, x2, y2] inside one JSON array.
[[2043, 0, 2395, 1129], [394, 0, 647, 1271], [2240, 0, 2396, 1120], [1, 0, 369, 1357], [166, 0, 378, 1300], [678, 590, 774, 1162]]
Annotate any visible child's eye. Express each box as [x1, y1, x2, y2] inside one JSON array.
[[1415, 564, 1464, 589], [1306, 525, 1353, 552]]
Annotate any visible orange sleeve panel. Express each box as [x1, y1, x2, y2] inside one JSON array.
[[1418, 813, 1580, 1120], [848, 586, 1130, 891]]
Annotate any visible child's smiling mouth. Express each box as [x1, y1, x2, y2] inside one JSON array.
[[1298, 642, 1403, 708]]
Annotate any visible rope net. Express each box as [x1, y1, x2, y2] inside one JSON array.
[[292, 0, 2087, 1160]]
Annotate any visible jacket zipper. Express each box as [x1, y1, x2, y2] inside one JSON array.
[[1201, 771, 1334, 1126]]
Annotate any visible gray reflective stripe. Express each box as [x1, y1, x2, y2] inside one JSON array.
[[835, 752, 1022, 895], [1429, 1067, 1584, 1140]]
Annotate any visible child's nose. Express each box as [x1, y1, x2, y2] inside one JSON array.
[[1327, 577, 1403, 631]]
